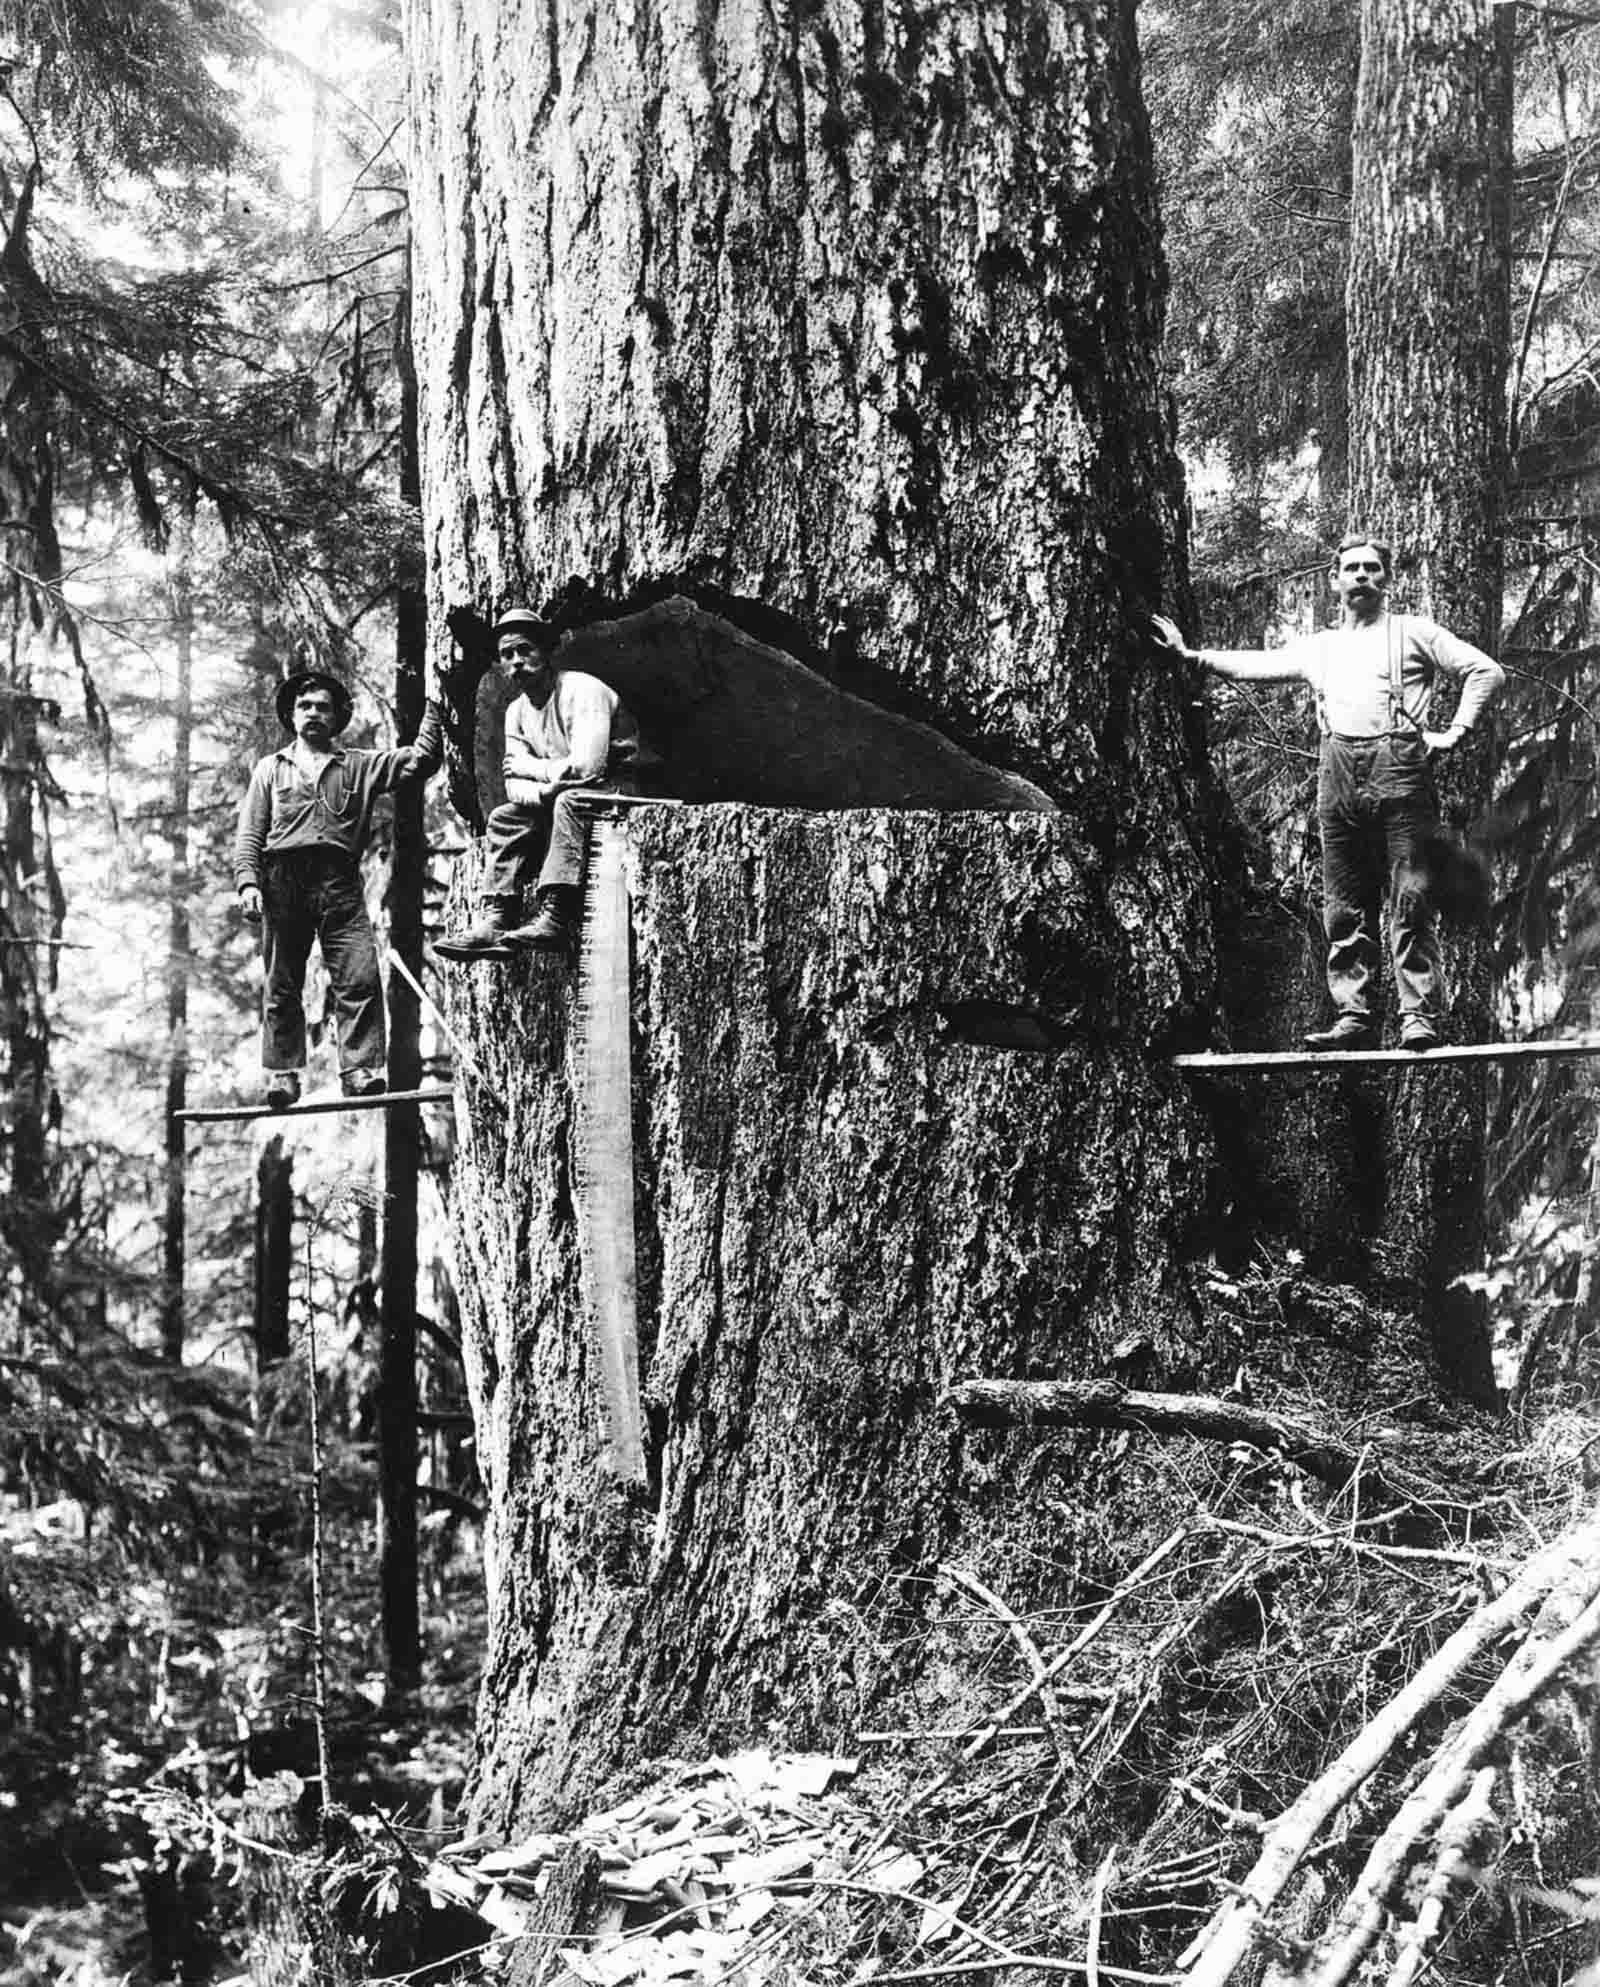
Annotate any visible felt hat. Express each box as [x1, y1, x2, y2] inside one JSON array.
[[491, 605, 559, 647], [275, 669, 354, 735]]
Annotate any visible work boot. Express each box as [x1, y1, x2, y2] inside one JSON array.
[[265, 1071, 301, 1110], [435, 901, 516, 960], [1399, 1016, 1441, 1052], [1302, 1015, 1376, 1052], [505, 887, 580, 953], [342, 1069, 387, 1098]]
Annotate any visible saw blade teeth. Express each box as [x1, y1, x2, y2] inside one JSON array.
[[571, 817, 645, 1484]]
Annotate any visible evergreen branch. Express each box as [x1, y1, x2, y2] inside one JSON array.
[[0, 77, 41, 178], [1495, 657, 1600, 729], [266, 241, 407, 294], [322, 119, 406, 235]]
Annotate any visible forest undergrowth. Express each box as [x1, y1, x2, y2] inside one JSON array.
[[204, 1256, 1600, 1987]]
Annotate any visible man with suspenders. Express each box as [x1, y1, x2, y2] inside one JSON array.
[[1152, 534, 1504, 1050]]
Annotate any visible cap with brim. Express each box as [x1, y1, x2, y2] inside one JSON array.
[[276, 669, 354, 735], [491, 606, 558, 648]]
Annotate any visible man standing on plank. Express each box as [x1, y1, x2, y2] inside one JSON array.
[[1152, 534, 1504, 1051], [235, 671, 443, 1108], [436, 607, 646, 961]]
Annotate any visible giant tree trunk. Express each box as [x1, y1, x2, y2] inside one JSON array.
[[407, 0, 1227, 1826], [406, 0, 1200, 818], [1345, 0, 1513, 1377], [448, 812, 1226, 1814]]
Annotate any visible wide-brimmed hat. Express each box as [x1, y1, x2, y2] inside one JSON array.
[[491, 606, 559, 648], [275, 669, 354, 734]]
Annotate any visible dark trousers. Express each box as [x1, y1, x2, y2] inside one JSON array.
[[260, 851, 384, 1074], [1317, 733, 1442, 1023], [481, 780, 634, 902]]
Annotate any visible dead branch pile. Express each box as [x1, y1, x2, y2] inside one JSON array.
[[895, 1274, 1600, 1987], [251, 1263, 1600, 1987], [400, 1363, 1600, 1987]]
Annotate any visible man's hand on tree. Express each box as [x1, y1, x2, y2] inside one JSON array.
[[1422, 727, 1464, 754], [1150, 613, 1194, 663], [240, 886, 263, 925]]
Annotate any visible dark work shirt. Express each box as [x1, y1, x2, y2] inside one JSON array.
[[233, 704, 444, 890]]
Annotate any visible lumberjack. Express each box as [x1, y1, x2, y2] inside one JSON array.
[[235, 671, 444, 1109], [435, 607, 646, 961], [1152, 534, 1504, 1051]]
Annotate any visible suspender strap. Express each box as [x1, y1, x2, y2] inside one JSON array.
[[1388, 613, 1406, 730]]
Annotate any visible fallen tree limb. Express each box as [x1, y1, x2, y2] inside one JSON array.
[[1177, 1499, 1600, 1987], [894, 1527, 1190, 1829], [1302, 1578, 1600, 1987], [941, 1380, 1427, 1501], [1202, 1512, 1509, 1570], [1076, 1549, 1273, 1803], [940, 1561, 1064, 1731], [1380, 1767, 1498, 1987]]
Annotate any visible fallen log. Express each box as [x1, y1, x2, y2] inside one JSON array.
[[940, 1379, 1424, 1500]]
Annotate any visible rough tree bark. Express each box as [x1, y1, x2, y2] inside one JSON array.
[[1211, 0, 1512, 1400], [406, 0, 1224, 1826], [406, 0, 1200, 822], [1346, 0, 1513, 1371]]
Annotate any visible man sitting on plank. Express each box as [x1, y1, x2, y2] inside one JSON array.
[[436, 607, 647, 961]]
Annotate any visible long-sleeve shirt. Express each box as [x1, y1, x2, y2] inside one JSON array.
[[1199, 614, 1504, 738], [502, 670, 642, 805], [233, 704, 444, 889]]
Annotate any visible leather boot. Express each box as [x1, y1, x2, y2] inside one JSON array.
[[436, 899, 517, 960], [1302, 1015, 1377, 1051], [506, 887, 580, 952]]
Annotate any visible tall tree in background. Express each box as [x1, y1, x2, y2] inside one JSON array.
[[1344, 0, 1513, 1339], [160, 490, 196, 1363], [0, 0, 246, 1346], [378, 243, 425, 1693], [1146, 0, 1358, 596]]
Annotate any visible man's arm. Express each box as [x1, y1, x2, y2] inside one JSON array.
[[555, 677, 614, 784], [394, 700, 446, 781], [1415, 623, 1505, 749], [359, 701, 449, 789], [234, 761, 273, 921], [502, 697, 570, 788], [1150, 614, 1311, 685]]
